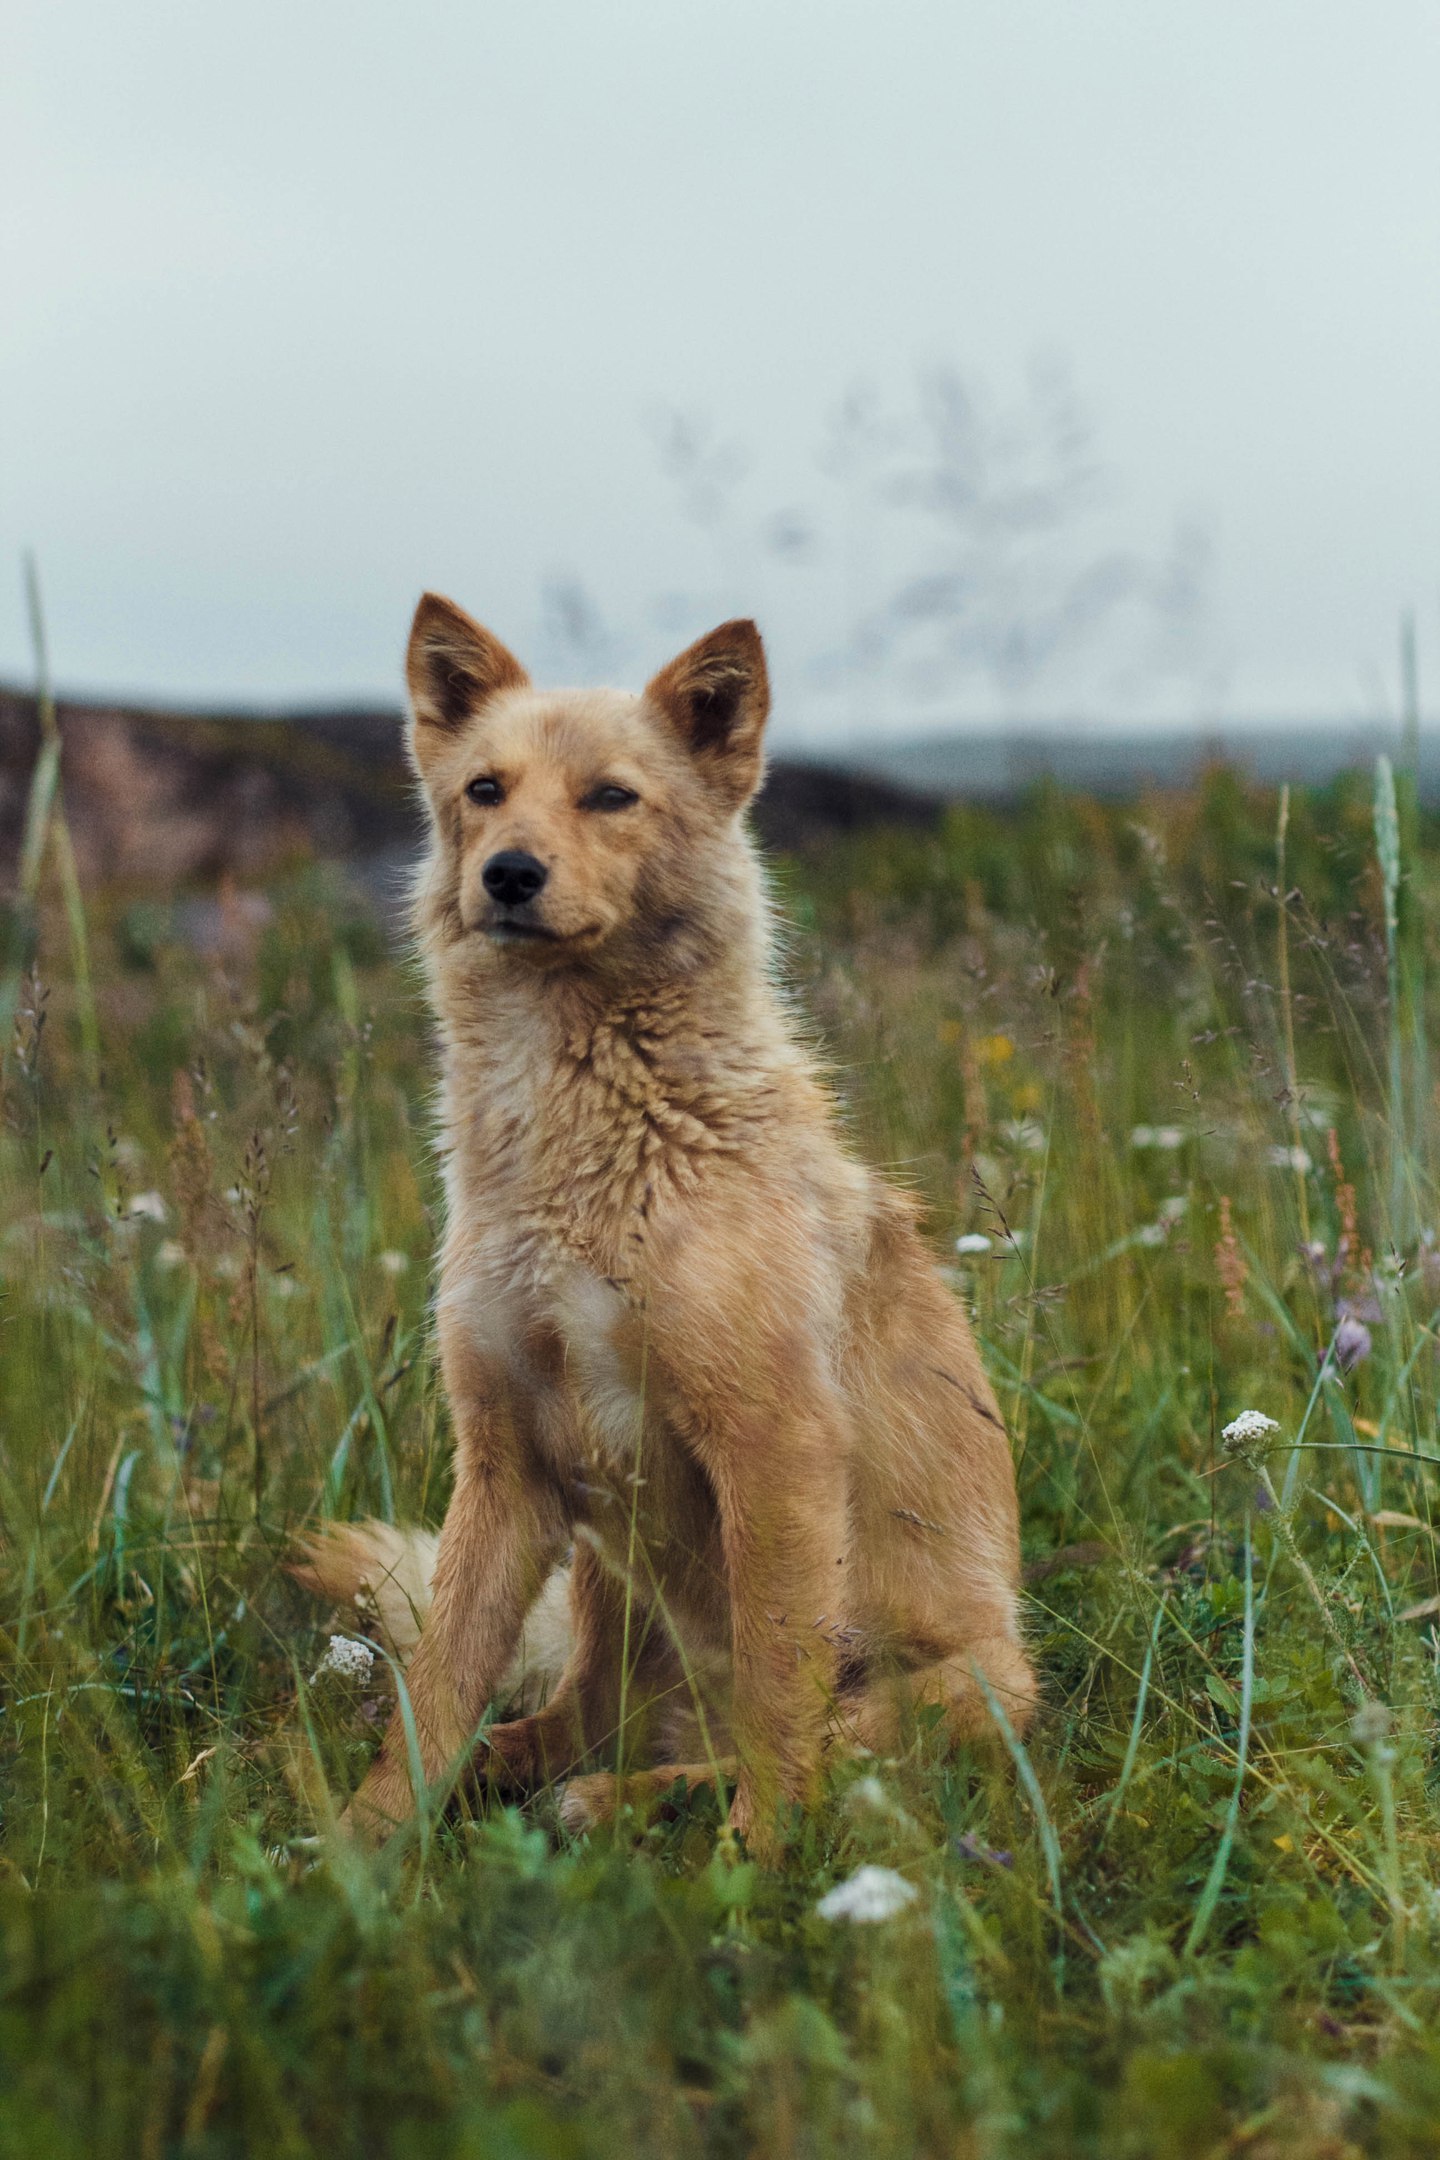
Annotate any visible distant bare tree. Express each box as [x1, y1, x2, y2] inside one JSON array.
[[647, 361, 1216, 725], [536, 575, 628, 683], [647, 406, 816, 636], [829, 357, 1213, 715]]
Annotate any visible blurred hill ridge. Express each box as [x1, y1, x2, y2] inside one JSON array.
[[0, 683, 1418, 891]]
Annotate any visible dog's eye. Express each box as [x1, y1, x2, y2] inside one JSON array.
[[466, 776, 503, 806], [582, 784, 639, 813]]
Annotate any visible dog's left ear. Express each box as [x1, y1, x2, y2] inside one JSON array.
[[645, 619, 770, 808]]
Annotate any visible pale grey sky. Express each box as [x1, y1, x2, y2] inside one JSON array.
[[3, 1, 1438, 743]]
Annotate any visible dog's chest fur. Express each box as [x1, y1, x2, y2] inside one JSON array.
[[440, 997, 760, 1473]]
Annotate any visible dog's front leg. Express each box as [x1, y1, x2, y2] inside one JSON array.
[[697, 1397, 850, 1863], [344, 1334, 565, 1841]]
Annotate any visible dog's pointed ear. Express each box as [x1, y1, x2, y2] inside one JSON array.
[[406, 592, 529, 736], [645, 619, 770, 807]]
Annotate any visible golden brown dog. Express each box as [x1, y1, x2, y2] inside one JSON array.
[[297, 593, 1034, 1857]]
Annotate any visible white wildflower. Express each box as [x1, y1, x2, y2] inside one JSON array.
[[127, 1190, 167, 1223], [816, 1865, 919, 1923], [1000, 1120, 1046, 1153], [155, 1239, 187, 1271], [844, 1776, 917, 1831], [1266, 1145, 1312, 1173], [311, 1634, 376, 1685], [1130, 1126, 1185, 1151], [1158, 1195, 1189, 1222], [1349, 1699, 1392, 1751], [376, 1249, 410, 1277], [954, 1233, 993, 1256], [1221, 1410, 1280, 1448], [1136, 1223, 1167, 1248]]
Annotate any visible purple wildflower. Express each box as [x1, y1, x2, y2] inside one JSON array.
[[1334, 1311, 1372, 1371]]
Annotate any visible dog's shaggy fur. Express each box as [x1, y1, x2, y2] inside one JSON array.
[[296, 595, 1034, 1855]]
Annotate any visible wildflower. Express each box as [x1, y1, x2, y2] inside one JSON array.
[[955, 1233, 992, 1256], [1349, 1699, 1392, 1750], [1158, 1195, 1189, 1223], [127, 1190, 167, 1223], [1136, 1223, 1167, 1248], [999, 1119, 1045, 1153], [977, 1034, 1014, 1067], [953, 1831, 1013, 1869], [311, 1635, 376, 1685], [155, 1239, 187, 1270], [1130, 1125, 1185, 1151], [1328, 1128, 1360, 1263], [845, 1775, 917, 1832], [1267, 1145, 1312, 1173], [1215, 1196, 1248, 1317], [1221, 1410, 1280, 1454], [816, 1865, 919, 1923], [376, 1249, 410, 1276], [1334, 1311, 1373, 1370]]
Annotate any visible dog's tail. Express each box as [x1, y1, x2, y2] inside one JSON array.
[[289, 1520, 573, 1713], [290, 1519, 439, 1660]]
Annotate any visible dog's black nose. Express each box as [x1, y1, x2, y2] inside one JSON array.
[[482, 850, 548, 907]]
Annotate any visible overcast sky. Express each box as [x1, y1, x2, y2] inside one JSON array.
[[3, 1, 1438, 743]]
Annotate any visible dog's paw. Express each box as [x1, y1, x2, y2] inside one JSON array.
[[556, 1772, 615, 1836]]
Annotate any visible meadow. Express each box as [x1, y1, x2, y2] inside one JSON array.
[[5, 756, 1440, 2157]]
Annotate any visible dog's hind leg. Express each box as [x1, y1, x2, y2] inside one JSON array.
[[557, 1758, 740, 1838], [844, 1633, 1038, 1756]]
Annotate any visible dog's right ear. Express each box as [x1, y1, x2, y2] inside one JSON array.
[[405, 592, 529, 737]]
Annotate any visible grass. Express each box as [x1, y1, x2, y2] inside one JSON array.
[[5, 761, 1440, 2154]]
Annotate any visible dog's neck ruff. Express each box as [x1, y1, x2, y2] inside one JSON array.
[[429, 918, 823, 1284]]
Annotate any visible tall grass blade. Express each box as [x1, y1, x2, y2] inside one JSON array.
[[1374, 754, 1405, 1242], [971, 1658, 1068, 1985], [4, 556, 102, 1093], [1184, 1520, 1255, 1957], [1099, 1596, 1167, 1847]]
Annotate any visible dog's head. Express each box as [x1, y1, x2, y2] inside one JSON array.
[[405, 592, 771, 975]]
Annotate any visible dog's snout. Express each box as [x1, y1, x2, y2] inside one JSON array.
[[482, 849, 549, 908]]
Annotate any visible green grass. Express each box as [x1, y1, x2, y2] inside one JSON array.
[[5, 765, 1440, 2156]]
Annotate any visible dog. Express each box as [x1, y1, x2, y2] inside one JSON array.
[[294, 593, 1035, 1857]]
